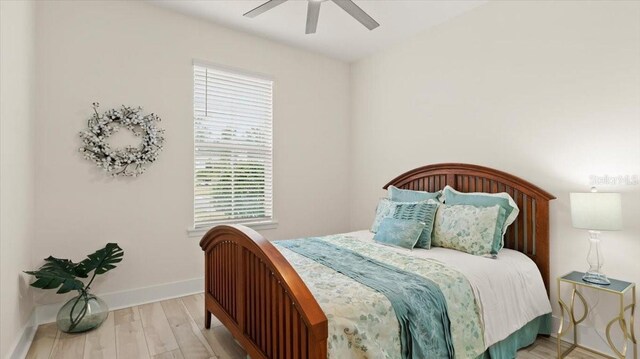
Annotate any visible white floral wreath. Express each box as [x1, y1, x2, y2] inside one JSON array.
[[79, 103, 165, 177]]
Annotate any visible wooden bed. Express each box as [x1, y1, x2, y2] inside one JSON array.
[[199, 163, 556, 359]]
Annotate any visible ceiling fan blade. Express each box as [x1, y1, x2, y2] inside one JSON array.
[[306, 1, 321, 34], [243, 0, 288, 18], [331, 0, 379, 30]]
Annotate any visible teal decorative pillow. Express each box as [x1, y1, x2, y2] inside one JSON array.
[[371, 198, 436, 234], [431, 204, 503, 256], [392, 201, 439, 249], [374, 218, 425, 249], [442, 185, 519, 253], [489, 207, 508, 254], [388, 185, 441, 202], [371, 198, 396, 233]]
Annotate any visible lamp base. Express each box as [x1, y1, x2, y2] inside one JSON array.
[[582, 271, 610, 285], [582, 231, 610, 285]]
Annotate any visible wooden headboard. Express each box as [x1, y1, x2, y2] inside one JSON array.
[[383, 163, 556, 292]]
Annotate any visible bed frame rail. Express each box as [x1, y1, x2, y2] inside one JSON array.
[[199, 225, 327, 359]]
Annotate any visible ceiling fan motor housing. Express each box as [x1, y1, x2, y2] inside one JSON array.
[[243, 0, 380, 34]]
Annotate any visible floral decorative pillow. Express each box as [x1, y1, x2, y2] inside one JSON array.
[[442, 185, 519, 253], [431, 204, 504, 256]]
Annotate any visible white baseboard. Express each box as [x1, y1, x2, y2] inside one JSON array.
[[551, 315, 633, 358], [35, 277, 204, 325], [8, 277, 204, 359], [5, 312, 37, 359]]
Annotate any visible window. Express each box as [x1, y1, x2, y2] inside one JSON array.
[[193, 63, 273, 230]]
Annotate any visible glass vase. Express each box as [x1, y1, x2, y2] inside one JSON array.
[[56, 292, 108, 333]]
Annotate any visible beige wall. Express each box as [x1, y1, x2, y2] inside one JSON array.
[[34, 1, 351, 304], [350, 0, 640, 352], [11, 0, 640, 355], [0, 0, 37, 357]]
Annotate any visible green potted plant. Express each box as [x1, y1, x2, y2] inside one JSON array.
[[25, 243, 124, 333]]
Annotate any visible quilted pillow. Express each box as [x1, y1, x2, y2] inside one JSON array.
[[442, 185, 518, 253], [392, 200, 439, 249], [388, 185, 441, 202], [371, 198, 432, 233], [431, 204, 505, 256], [374, 218, 426, 249]]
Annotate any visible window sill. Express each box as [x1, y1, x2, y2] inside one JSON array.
[[187, 220, 279, 238]]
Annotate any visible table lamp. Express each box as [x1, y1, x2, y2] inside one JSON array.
[[570, 189, 622, 285]]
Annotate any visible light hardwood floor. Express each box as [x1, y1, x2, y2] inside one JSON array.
[[26, 293, 605, 359]]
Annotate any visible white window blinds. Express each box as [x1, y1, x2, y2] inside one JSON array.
[[193, 63, 273, 228]]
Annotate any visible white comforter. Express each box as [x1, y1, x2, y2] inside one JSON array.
[[347, 230, 552, 348]]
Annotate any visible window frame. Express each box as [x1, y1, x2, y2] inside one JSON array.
[[189, 60, 277, 236]]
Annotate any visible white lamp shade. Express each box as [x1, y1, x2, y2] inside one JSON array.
[[570, 192, 622, 231]]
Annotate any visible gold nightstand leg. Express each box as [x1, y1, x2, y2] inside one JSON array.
[[629, 285, 636, 359], [606, 316, 628, 358], [558, 298, 571, 357], [558, 283, 588, 358], [605, 286, 637, 359], [606, 293, 628, 358], [558, 279, 564, 357], [572, 286, 589, 326]]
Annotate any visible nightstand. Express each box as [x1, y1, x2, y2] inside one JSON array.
[[557, 271, 637, 359]]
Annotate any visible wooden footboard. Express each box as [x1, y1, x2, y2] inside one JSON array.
[[199, 225, 328, 359]]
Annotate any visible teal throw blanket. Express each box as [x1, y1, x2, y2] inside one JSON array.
[[277, 238, 455, 359]]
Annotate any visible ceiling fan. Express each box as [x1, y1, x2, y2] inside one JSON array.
[[243, 0, 380, 34]]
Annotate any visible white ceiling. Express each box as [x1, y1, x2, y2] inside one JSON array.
[[149, 0, 486, 63]]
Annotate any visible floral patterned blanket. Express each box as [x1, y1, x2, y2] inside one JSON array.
[[274, 234, 485, 359], [278, 238, 454, 358]]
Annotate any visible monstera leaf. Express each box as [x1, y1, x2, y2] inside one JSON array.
[[24, 256, 86, 294], [25, 243, 124, 294], [76, 243, 124, 277]]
